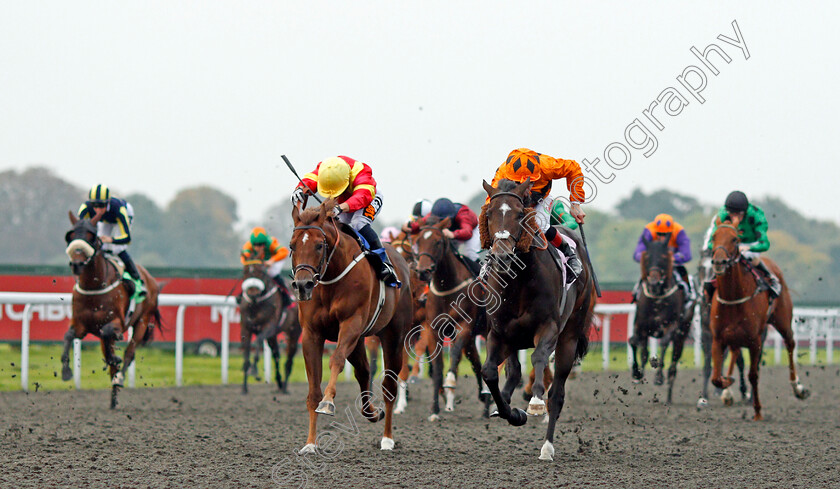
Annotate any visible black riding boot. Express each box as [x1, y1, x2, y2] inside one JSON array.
[[118, 250, 147, 296], [754, 260, 782, 298], [547, 227, 582, 278], [359, 225, 401, 288]]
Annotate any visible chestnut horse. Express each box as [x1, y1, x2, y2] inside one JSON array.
[[709, 215, 809, 420], [630, 235, 696, 404], [479, 179, 595, 461], [413, 216, 491, 418], [62, 212, 162, 408], [697, 249, 748, 408], [238, 261, 301, 394], [290, 200, 413, 452]]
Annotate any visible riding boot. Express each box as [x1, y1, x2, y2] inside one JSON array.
[[118, 250, 146, 297], [754, 260, 782, 298], [359, 225, 401, 288], [674, 272, 695, 316], [547, 227, 582, 278]]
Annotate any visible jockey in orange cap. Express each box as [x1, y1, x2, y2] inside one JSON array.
[[489, 148, 586, 276], [632, 213, 695, 307]]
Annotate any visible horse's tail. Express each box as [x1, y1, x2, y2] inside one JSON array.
[[575, 287, 598, 362], [140, 307, 164, 345]]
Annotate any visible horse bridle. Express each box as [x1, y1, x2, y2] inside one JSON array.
[[488, 191, 527, 248], [292, 220, 341, 283], [416, 226, 449, 273], [711, 224, 741, 275]]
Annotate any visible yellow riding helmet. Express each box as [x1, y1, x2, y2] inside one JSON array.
[[88, 184, 110, 203], [316, 157, 352, 198]]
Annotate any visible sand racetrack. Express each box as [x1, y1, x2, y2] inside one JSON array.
[[1, 365, 838, 488]]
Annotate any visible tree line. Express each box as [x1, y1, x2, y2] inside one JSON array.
[[2, 167, 837, 303]]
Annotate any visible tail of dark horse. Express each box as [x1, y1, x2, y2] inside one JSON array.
[[560, 226, 596, 363], [140, 307, 164, 345]]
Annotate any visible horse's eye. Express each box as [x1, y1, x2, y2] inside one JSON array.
[[315, 243, 324, 250]]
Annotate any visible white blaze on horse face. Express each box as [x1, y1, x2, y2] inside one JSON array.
[[499, 202, 511, 217], [494, 230, 511, 240], [302, 232, 309, 244], [423, 230, 432, 240]]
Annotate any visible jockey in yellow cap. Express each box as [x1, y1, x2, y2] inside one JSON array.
[[292, 156, 399, 287]]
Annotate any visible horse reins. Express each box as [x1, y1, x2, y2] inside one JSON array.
[[710, 223, 765, 305], [417, 225, 474, 296], [292, 219, 342, 284]]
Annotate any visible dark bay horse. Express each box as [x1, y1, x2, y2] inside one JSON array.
[[413, 217, 490, 418], [62, 212, 162, 408], [709, 215, 808, 420], [479, 179, 595, 461], [290, 200, 413, 452], [238, 261, 301, 394], [697, 250, 748, 408], [630, 235, 696, 404]]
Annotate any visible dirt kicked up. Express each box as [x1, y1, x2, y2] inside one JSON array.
[[1, 366, 838, 488]]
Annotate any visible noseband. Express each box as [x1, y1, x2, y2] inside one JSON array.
[[712, 224, 740, 275], [292, 220, 340, 283], [488, 191, 526, 249], [416, 226, 448, 273]]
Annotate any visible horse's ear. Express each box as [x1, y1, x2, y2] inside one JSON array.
[[730, 213, 742, 227], [68, 211, 78, 225], [515, 177, 532, 196], [714, 215, 722, 226], [640, 251, 648, 277], [482, 180, 495, 197], [437, 217, 451, 229], [89, 213, 102, 226]]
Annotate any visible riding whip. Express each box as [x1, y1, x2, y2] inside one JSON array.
[[282, 154, 323, 204], [578, 223, 602, 297]]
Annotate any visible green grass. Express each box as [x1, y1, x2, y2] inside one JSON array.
[[1, 342, 834, 392]]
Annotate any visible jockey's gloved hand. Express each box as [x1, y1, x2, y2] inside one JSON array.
[[291, 187, 307, 206], [738, 244, 751, 254], [331, 205, 343, 217]]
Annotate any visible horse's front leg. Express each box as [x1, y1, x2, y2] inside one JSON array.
[[501, 351, 522, 405], [241, 329, 252, 395], [629, 329, 646, 382], [266, 336, 283, 392], [318, 317, 364, 416], [527, 326, 558, 416], [709, 331, 732, 390], [666, 325, 689, 405], [541, 333, 578, 461], [99, 321, 123, 409], [60, 325, 82, 381], [443, 318, 472, 412], [300, 329, 324, 454], [482, 332, 526, 427]]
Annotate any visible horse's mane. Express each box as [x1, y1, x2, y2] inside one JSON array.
[[479, 179, 537, 253], [298, 207, 322, 225]]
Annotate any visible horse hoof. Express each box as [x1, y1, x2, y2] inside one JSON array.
[[632, 378, 644, 385], [61, 366, 73, 382], [111, 372, 124, 387], [508, 408, 528, 427], [721, 388, 734, 407], [315, 401, 336, 416], [527, 397, 546, 416], [444, 390, 455, 412], [541, 414, 549, 424], [696, 398, 708, 410], [539, 440, 555, 461], [380, 437, 395, 451], [753, 413, 764, 421], [443, 372, 457, 389], [428, 414, 440, 422], [649, 356, 659, 369], [653, 373, 664, 386], [299, 443, 317, 455], [794, 385, 810, 400], [489, 410, 499, 418]]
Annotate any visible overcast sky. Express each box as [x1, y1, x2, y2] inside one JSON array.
[[1, 2, 838, 226]]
